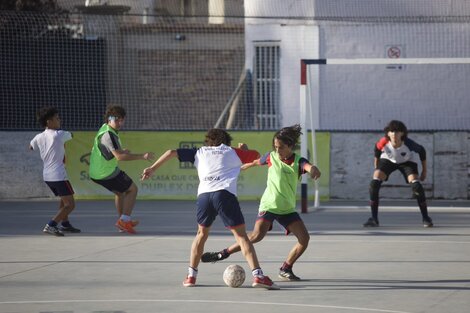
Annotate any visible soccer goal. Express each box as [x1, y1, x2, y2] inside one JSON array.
[[299, 57, 470, 213]]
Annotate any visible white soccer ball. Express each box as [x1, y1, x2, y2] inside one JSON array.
[[223, 264, 246, 288]]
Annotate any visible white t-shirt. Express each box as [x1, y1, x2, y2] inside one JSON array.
[[30, 129, 72, 181], [194, 144, 242, 196]]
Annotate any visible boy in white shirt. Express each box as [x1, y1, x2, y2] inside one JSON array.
[[30, 107, 80, 236], [141, 129, 279, 290]]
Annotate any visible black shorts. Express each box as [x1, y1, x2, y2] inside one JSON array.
[[45, 180, 74, 197], [91, 170, 133, 194], [377, 159, 419, 183], [196, 190, 245, 228], [256, 211, 302, 235]]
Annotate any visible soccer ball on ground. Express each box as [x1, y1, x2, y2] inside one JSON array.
[[223, 264, 245, 288]]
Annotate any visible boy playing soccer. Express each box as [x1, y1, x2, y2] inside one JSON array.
[[89, 105, 154, 234], [363, 120, 433, 227], [201, 125, 321, 281], [141, 129, 279, 289], [30, 107, 81, 236]]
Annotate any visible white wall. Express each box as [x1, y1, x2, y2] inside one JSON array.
[[244, 23, 319, 127]]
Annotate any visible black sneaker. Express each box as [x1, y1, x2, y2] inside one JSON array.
[[423, 217, 434, 228], [201, 251, 229, 263], [278, 268, 301, 281], [43, 224, 64, 236], [59, 225, 81, 233], [363, 217, 379, 227]]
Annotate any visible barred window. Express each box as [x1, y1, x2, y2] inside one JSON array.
[[253, 44, 280, 130]]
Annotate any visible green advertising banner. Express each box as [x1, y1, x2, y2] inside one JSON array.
[[66, 131, 329, 200]]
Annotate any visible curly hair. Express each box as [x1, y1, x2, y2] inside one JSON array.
[[204, 128, 233, 146], [36, 106, 58, 127], [384, 120, 408, 140], [273, 124, 302, 149], [104, 105, 126, 123]]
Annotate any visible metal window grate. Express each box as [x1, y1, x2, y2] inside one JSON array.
[[254, 44, 280, 130]]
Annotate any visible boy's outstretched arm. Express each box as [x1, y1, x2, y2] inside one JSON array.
[[304, 163, 321, 180], [241, 159, 260, 170], [112, 149, 154, 162], [141, 149, 178, 180]]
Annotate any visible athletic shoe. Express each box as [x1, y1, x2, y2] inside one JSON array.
[[43, 224, 64, 237], [201, 251, 229, 263], [183, 276, 196, 287], [252, 276, 280, 290], [363, 217, 379, 227], [131, 220, 139, 227], [59, 225, 81, 233], [115, 219, 136, 234], [278, 268, 301, 281], [423, 217, 434, 228]]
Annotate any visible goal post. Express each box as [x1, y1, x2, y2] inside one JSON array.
[[299, 57, 470, 213]]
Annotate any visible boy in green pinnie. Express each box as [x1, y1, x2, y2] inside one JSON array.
[[201, 125, 321, 281]]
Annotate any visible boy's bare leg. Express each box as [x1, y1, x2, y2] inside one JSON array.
[[122, 183, 138, 216], [285, 220, 310, 265], [189, 225, 210, 270], [225, 220, 271, 254], [52, 195, 75, 222], [230, 225, 260, 270]]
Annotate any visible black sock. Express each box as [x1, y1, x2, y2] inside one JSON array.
[[221, 248, 230, 258], [61, 221, 71, 227], [48, 220, 57, 227]]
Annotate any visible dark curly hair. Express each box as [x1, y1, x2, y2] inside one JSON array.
[[384, 120, 408, 140], [36, 106, 58, 127], [104, 105, 126, 123], [204, 128, 233, 146], [273, 124, 302, 149]]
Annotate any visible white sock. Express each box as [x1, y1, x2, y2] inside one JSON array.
[[188, 267, 198, 278], [252, 268, 264, 278], [120, 214, 131, 222]]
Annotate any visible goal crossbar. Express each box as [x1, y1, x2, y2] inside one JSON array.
[[302, 58, 470, 65]]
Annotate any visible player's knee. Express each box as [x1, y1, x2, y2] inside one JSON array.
[[298, 233, 310, 247], [249, 231, 265, 243], [62, 199, 75, 212], [411, 181, 425, 198], [369, 179, 382, 198]]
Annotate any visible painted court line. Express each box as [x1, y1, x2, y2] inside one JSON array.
[[0, 299, 414, 313]]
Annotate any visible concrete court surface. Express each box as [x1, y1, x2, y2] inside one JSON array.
[[0, 199, 469, 313]]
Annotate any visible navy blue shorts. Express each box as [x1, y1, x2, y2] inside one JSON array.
[[377, 159, 418, 183], [91, 170, 133, 194], [256, 211, 302, 234], [45, 180, 74, 197], [196, 190, 245, 228]]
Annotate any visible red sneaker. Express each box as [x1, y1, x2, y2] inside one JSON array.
[[115, 219, 136, 234], [183, 276, 196, 287], [252, 275, 280, 290]]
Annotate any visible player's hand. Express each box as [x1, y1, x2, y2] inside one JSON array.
[[420, 171, 427, 181], [238, 143, 248, 150], [141, 167, 154, 180], [143, 152, 155, 161], [122, 149, 130, 154], [309, 166, 321, 180]]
